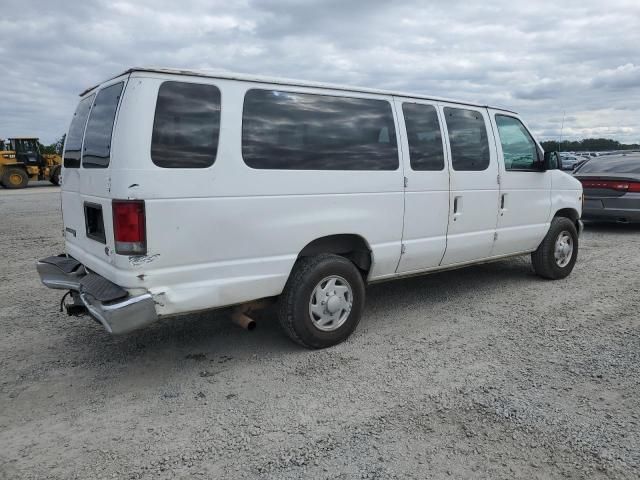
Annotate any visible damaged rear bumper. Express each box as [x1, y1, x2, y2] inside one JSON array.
[[36, 255, 158, 334]]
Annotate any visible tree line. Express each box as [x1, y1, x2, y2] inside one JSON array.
[[36, 133, 640, 155], [38, 134, 66, 155], [540, 138, 640, 152]]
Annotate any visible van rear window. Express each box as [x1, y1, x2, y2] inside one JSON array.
[[82, 82, 124, 168], [151, 82, 221, 168], [64, 94, 94, 168], [242, 89, 398, 170]]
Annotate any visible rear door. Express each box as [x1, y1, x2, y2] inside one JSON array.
[[439, 104, 499, 265], [394, 98, 450, 273], [488, 111, 551, 255], [61, 77, 128, 265]]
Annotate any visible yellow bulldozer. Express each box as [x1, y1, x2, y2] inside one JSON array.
[[0, 137, 62, 189]]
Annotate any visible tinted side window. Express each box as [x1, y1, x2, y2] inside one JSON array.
[[495, 115, 539, 170], [64, 94, 94, 168], [444, 107, 489, 171], [242, 89, 398, 170], [83, 82, 124, 168], [402, 103, 444, 171], [151, 82, 221, 168]]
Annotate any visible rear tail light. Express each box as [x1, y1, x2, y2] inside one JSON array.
[[112, 200, 146, 255], [579, 179, 640, 192]]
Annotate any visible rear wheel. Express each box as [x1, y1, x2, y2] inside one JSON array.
[[50, 166, 61, 186], [278, 254, 365, 349], [2, 168, 29, 189], [532, 217, 578, 279]]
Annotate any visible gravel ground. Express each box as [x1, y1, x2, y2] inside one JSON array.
[[1, 184, 639, 480]]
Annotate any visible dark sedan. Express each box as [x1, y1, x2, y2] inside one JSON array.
[[574, 153, 640, 223]]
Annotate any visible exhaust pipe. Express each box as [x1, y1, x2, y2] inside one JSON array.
[[231, 311, 256, 331], [230, 298, 276, 331]]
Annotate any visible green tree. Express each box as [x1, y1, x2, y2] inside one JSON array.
[[39, 141, 56, 154], [540, 138, 640, 152], [55, 134, 66, 155], [38, 134, 66, 155]]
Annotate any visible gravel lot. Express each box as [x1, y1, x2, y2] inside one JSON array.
[[1, 184, 639, 479]]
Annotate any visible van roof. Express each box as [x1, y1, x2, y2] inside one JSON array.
[[81, 67, 517, 114]]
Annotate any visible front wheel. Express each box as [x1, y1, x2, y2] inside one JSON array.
[[532, 217, 578, 279], [278, 254, 365, 349], [1, 168, 29, 189]]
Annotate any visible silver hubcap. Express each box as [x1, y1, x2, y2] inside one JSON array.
[[309, 275, 353, 332], [554, 231, 574, 268]]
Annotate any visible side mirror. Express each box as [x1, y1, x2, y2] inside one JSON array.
[[542, 151, 562, 171]]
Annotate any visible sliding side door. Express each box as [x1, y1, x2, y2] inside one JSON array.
[[394, 98, 450, 273], [439, 104, 500, 266]]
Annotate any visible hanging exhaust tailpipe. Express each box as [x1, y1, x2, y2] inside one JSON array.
[[232, 310, 257, 331], [230, 299, 275, 331]]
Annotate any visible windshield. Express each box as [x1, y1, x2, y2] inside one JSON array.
[[14, 139, 39, 153]]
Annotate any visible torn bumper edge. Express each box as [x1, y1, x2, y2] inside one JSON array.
[[36, 257, 158, 335]]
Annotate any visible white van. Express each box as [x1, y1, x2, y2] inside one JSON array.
[[37, 68, 583, 348]]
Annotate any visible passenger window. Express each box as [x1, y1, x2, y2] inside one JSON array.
[[151, 82, 221, 168], [402, 103, 444, 171], [495, 115, 539, 170], [64, 94, 94, 168], [444, 107, 490, 171], [83, 82, 124, 168], [242, 89, 398, 170]]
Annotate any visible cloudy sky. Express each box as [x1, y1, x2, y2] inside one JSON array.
[[1, 0, 639, 144]]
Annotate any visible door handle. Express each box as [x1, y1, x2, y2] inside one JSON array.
[[500, 193, 507, 215], [453, 195, 462, 220]]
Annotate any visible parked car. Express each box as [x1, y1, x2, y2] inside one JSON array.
[[574, 153, 640, 223], [36, 68, 583, 348], [559, 153, 584, 171]]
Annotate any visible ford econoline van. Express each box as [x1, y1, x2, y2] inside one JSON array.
[[37, 68, 583, 348]]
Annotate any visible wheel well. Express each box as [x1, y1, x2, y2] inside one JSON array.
[[298, 234, 372, 274], [554, 208, 580, 231]]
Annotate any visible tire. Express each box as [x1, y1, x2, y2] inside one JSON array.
[[278, 254, 366, 349], [1, 168, 29, 189], [532, 217, 578, 280], [50, 166, 61, 186]]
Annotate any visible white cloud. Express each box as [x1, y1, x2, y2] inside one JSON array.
[[591, 63, 640, 90], [0, 0, 638, 144]]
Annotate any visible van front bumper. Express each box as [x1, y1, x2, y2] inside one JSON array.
[[36, 255, 158, 334]]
